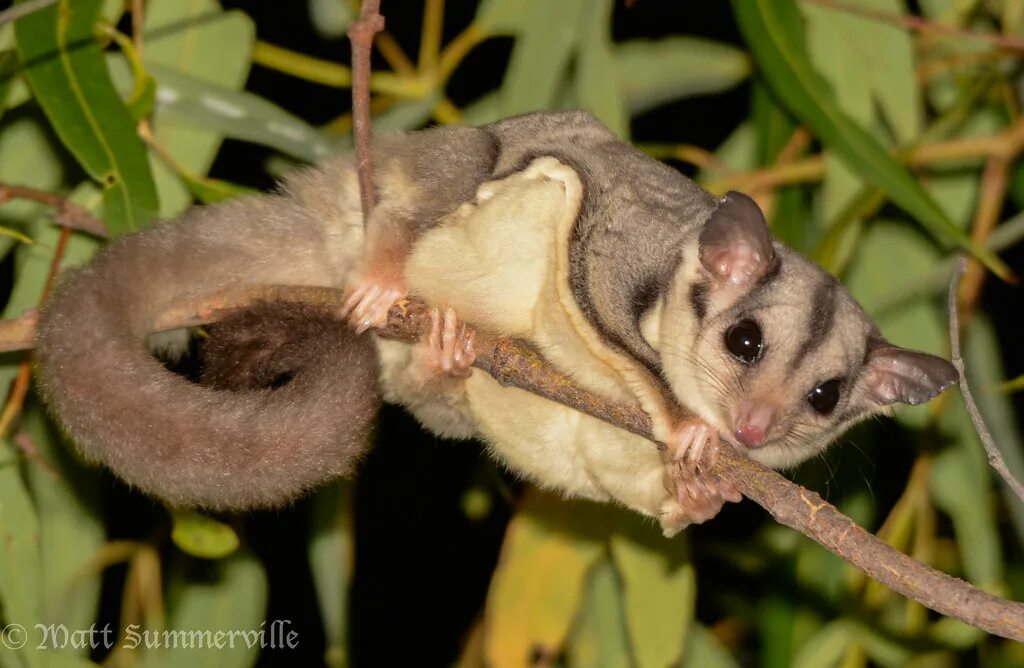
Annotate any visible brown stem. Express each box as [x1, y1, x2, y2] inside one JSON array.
[[347, 0, 385, 216], [948, 257, 1024, 506], [0, 183, 109, 238]]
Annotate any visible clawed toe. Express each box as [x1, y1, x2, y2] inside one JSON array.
[[342, 280, 406, 333], [419, 306, 476, 380], [659, 418, 738, 535]]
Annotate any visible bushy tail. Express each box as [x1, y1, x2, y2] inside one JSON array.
[[34, 193, 380, 511]]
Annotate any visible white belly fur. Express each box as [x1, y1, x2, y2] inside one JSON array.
[[379, 159, 670, 518]]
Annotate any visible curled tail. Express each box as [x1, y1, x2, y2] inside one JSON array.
[[34, 193, 380, 511]]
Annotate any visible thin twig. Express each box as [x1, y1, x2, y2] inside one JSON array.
[[0, 0, 56, 27], [948, 256, 1024, 505], [348, 0, 385, 216], [0, 224, 71, 439], [0, 183, 109, 238]]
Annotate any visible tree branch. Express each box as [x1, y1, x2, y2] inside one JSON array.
[[2, 286, 1023, 639]]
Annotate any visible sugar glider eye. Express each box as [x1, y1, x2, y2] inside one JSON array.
[[724, 319, 763, 364], [807, 378, 842, 415]]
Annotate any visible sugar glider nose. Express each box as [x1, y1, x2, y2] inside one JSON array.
[[734, 424, 765, 448], [734, 404, 775, 448]]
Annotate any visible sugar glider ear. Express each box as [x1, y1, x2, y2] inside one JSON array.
[[699, 191, 776, 287], [862, 341, 959, 406]]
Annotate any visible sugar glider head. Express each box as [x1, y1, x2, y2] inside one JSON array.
[[658, 191, 958, 469]]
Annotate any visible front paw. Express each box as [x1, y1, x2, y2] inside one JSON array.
[[658, 419, 741, 536], [341, 274, 407, 334], [412, 306, 477, 382]]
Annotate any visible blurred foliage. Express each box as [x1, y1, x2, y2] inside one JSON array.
[[1, 0, 1023, 666]]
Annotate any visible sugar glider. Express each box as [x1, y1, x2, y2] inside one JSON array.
[[34, 111, 958, 535]]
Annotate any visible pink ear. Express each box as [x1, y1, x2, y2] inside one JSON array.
[[699, 191, 776, 287], [862, 343, 959, 406]]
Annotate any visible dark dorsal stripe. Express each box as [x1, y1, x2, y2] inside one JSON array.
[[790, 277, 837, 371], [633, 275, 666, 328], [484, 114, 718, 385]]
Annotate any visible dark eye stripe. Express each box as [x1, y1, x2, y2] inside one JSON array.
[[689, 280, 708, 325], [790, 278, 837, 371]]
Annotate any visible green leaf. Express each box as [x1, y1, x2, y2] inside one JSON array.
[[0, 116, 64, 265], [751, 81, 810, 250], [491, 0, 588, 117], [23, 405, 105, 653], [0, 440, 44, 668], [803, 2, 872, 224], [142, 550, 268, 667], [614, 37, 749, 116], [682, 625, 739, 668], [575, 0, 627, 138], [1, 178, 101, 396], [142, 1, 254, 217], [14, 0, 158, 234], [791, 620, 852, 668], [610, 516, 695, 668], [170, 510, 240, 560], [0, 49, 17, 121], [932, 395, 1005, 589], [845, 221, 948, 428], [731, 0, 1012, 280], [483, 491, 604, 668], [956, 316, 1024, 560], [115, 61, 340, 163], [567, 556, 631, 668], [308, 481, 355, 668], [858, 0, 921, 143]]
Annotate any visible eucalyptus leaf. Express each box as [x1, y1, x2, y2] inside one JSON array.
[[142, 550, 269, 667], [846, 222, 948, 428], [308, 481, 355, 666], [0, 439, 44, 668], [615, 37, 749, 115], [683, 625, 739, 668], [962, 316, 1024, 548], [141, 0, 255, 216], [791, 620, 852, 668], [731, 0, 1011, 279], [137, 62, 340, 163], [23, 405, 105, 653], [575, 0, 627, 138], [610, 515, 695, 668], [483, 491, 604, 668], [494, 0, 587, 117], [14, 0, 159, 234], [0, 49, 17, 121], [566, 556, 630, 668], [932, 394, 1005, 589], [803, 2, 872, 224]]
